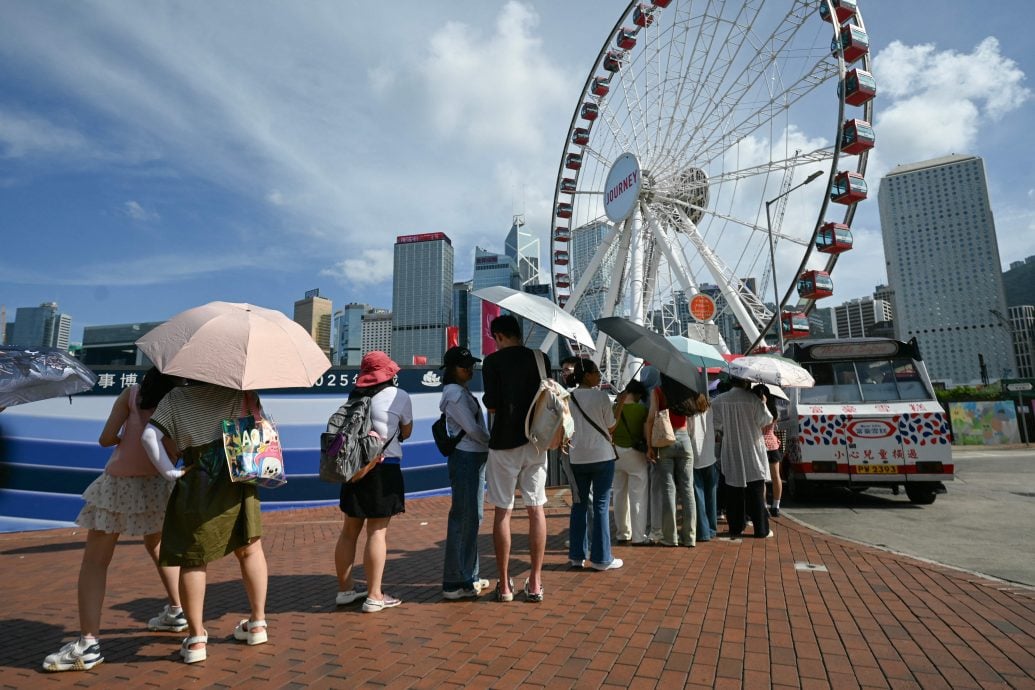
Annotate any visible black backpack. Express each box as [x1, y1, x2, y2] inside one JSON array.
[[660, 374, 702, 417], [431, 414, 466, 457]]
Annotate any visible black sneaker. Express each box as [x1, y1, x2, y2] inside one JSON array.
[[769, 506, 781, 518], [43, 638, 103, 672]]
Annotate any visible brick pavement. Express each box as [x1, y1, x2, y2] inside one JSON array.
[[1, 491, 1034, 689]]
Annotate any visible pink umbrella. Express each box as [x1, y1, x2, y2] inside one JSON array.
[[136, 302, 332, 390]]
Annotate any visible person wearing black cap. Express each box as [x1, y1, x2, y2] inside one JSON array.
[[438, 346, 491, 600]]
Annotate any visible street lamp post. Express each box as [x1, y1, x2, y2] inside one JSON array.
[[765, 169, 825, 354]]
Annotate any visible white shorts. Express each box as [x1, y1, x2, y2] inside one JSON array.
[[486, 444, 548, 509]]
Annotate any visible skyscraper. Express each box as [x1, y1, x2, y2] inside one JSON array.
[[504, 214, 540, 287], [333, 303, 376, 366], [570, 220, 615, 340], [10, 302, 71, 350], [833, 296, 893, 338], [452, 281, 473, 348], [293, 289, 333, 358], [879, 154, 1016, 384], [392, 232, 453, 366], [467, 247, 519, 359]]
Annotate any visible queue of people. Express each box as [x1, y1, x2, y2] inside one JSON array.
[[43, 317, 782, 672]]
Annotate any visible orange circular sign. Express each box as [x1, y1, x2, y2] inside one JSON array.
[[689, 294, 716, 322]]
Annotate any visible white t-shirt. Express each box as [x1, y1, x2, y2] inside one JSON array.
[[568, 388, 616, 464], [370, 387, 413, 459]]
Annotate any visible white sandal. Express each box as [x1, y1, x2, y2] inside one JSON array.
[[233, 619, 268, 646], [180, 633, 207, 664]]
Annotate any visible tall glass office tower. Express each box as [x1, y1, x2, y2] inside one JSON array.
[[467, 247, 519, 359], [879, 154, 1016, 384], [504, 214, 540, 287], [392, 232, 454, 366], [11, 302, 71, 350]]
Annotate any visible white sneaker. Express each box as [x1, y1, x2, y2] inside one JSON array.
[[472, 578, 490, 592], [148, 605, 188, 632], [43, 638, 103, 672], [589, 558, 624, 571], [362, 595, 402, 613], [442, 587, 479, 600], [569, 559, 585, 568], [335, 588, 368, 606]]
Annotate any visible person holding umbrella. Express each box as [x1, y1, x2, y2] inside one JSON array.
[[141, 380, 271, 663], [710, 377, 774, 539], [334, 351, 413, 613], [42, 368, 184, 673]]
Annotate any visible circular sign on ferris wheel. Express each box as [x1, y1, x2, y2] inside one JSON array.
[[689, 294, 717, 322], [604, 152, 641, 222]]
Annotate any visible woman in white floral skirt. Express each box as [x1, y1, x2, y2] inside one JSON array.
[[43, 368, 186, 672]]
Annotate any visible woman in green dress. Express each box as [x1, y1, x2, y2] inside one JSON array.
[[142, 381, 269, 664]]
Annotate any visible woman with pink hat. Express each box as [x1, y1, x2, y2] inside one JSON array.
[[333, 351, 413, 613]]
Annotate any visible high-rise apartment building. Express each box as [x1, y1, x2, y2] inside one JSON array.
[[833, 296, 893, 339], [570, 220, 615, 340], [10, 302, 71, 350], [467, 247, 519, 359], [392, 232, 453, 366], [362, 309, 392, 356], [332, 303, 379, 366], [504, 214, 541, 287], [452, 281, 473, 348], [1008, 305, 1035, 379], [879, 154, 1016, 384], [293, 289, 332, 358]]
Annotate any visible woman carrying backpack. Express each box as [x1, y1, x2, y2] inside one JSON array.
[[438, 346, 491, 600], [334, 351, 413, 613]]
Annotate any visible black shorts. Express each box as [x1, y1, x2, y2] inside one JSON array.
[[767, 449, 782, 464], [339, 462, 405, 519]]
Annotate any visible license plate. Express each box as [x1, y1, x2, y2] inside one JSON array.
[[854, 464, 898, 474]]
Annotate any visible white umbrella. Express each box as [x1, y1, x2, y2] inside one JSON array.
[[136, 301, 332, 390], [763, 383, 789, 400], [473, 286, 595, 351], [0, 347, 97, 407], [727, 355, 815, 388]]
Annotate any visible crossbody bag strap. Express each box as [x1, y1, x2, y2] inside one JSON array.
[[571, 393, 615, 451]]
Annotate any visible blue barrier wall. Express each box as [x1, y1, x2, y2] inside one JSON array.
[[0, 387, 459, 532]]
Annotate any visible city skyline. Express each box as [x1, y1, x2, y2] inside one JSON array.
[[1, 1, 1033, 344]]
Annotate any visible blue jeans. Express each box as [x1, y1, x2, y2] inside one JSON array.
[[568, 460, 616, 566], [442, 448, 488, 590], [694, 463, 719, 541], [651, 431, 696, 545]]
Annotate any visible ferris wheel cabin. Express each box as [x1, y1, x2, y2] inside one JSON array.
[[651, 0, 672, 7], [560, 178, 577, 194], [591, 77, 610, 97], [556, 203, 573, 219], [554, 227, 571, 242], [572, 128, 590, 146], [565, 153, 583, 170], [830, 171, 868, 205], [616, 29, 637, 50], [816, 222, 853, 254], [840, 119, 875, 155], [841, 68, 877, 106], [818, 0, 857, 24], [798, 270, 834, 300], [633, 4, 654, 27], [782, 312, 811, 339], [831, 25, 869, 64], [580, 102, 600, 121], [554, 250, 570, 266], [555, 273, 571, 289], [603, 51, 623, 73]]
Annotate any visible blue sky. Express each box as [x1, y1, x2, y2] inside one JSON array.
[[1, 1, 1032, 344]]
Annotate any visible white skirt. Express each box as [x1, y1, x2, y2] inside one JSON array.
[[76, 472, 174, 536]]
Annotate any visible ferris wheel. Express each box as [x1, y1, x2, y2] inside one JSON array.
[[548, 0, 875, 384]]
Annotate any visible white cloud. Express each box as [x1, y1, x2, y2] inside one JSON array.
[[870, 37, 1031, 174], [320, 249, 395, 287], [0, 109, 92, 158], [122, 200, 158, 222]]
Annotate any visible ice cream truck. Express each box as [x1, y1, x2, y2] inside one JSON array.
[[781, 337, 953, 504]]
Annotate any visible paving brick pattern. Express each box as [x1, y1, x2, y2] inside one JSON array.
[[2, 491, 1033, 689]]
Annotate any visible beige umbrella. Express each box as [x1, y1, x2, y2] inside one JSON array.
[[136, 301, 332, 390]]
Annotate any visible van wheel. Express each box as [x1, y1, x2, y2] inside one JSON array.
[[905, 485, 937, 505]]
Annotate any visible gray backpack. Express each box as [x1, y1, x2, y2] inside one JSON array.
[[319, 396, 394, 483]]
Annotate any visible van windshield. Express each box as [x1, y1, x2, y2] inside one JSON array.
[[799, 358, 932, 403]]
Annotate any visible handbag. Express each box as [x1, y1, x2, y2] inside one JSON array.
[[651, 409, 676, 448], [222, 393, 287, 489], [432, 413, 466, 457]]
